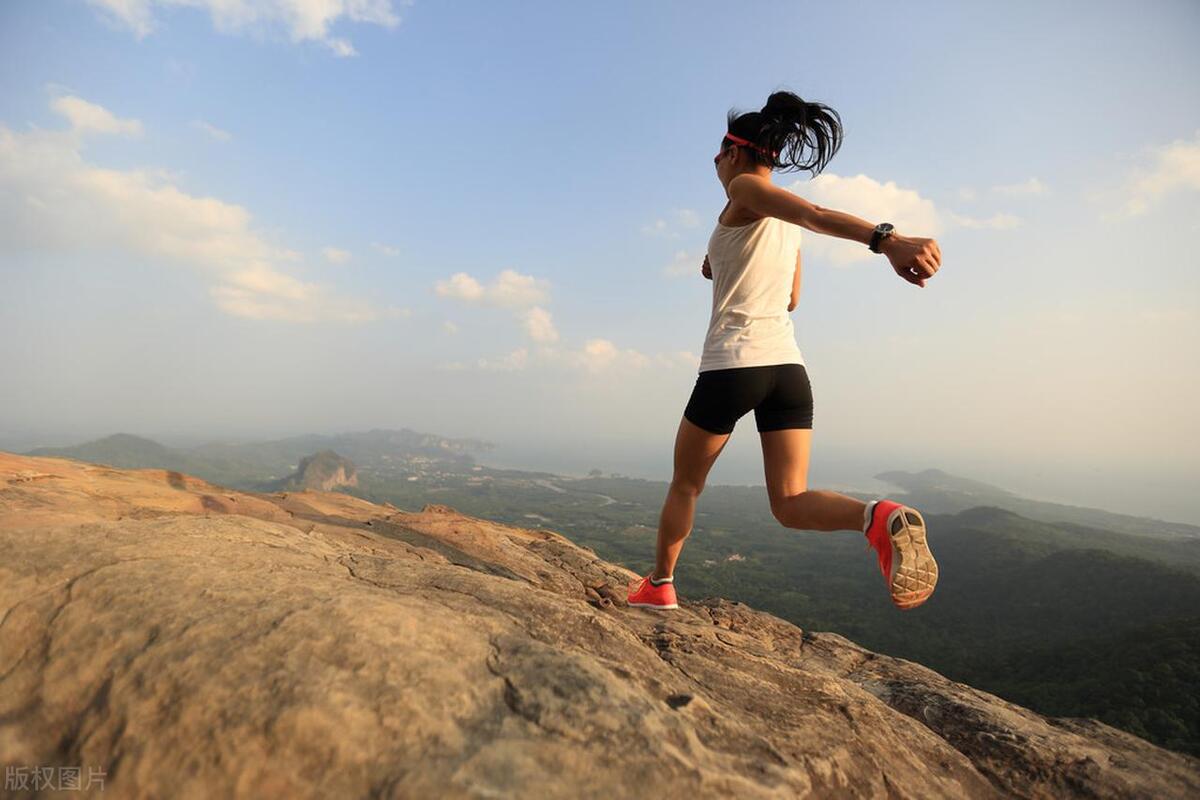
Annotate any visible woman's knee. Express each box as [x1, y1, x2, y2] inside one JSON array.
[[669, 477, 704, 498], [770, 493, 803, 527]]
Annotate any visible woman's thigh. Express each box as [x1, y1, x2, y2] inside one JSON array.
[[760, 428, 812, 507], [756, 364, 815, 507], [671, 415, 731, 493]]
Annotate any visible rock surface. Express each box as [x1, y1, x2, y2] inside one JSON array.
[[1, 451, 1197, 799]]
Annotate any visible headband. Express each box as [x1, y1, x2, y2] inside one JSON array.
[[724, 132, 779, 158]]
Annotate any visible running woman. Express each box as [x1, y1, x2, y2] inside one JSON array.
[[628, 90, 942, 612]]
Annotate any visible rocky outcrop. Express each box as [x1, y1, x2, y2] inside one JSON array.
[[276, 449, 358, 492], [1, 451, 1197, 799]]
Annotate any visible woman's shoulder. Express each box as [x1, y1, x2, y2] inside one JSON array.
[[718, 199, 767, 228]]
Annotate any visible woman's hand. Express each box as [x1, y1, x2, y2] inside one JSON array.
[[882, 234, 941, 288], [701, 254, 712, 280]]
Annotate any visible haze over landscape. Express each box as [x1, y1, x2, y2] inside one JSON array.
[[2, 0, 1198, 524]]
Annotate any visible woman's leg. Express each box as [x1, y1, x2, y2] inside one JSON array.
[[759, 428, 866, 532], [654, 415, 731, 578]]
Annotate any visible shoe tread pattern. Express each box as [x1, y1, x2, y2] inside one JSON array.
[[888, 508, 938, 610]]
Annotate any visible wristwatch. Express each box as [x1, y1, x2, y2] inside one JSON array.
[[868, 222, 895, 253]]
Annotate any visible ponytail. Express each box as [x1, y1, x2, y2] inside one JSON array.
[[723, 89, 844, 176]]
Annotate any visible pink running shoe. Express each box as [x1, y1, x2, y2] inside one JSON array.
[[627, 574, 679, 610], [864, 500, 939, 610]]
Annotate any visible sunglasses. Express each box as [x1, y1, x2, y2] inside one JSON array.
[[713, 132, 779, 167]]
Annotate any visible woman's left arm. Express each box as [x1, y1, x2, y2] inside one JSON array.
[[729, 174, 942, 288], [787, 249, 801, 312]]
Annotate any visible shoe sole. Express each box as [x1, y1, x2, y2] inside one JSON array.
[[627, 601, 679, 610], [888, 507, 939, 610]]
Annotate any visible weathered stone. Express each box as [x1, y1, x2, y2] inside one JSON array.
[[1, 451, 1197, 799]]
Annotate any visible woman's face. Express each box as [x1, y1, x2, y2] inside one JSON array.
[[714, 142, 769, 189], [713, 143, 738, 187]]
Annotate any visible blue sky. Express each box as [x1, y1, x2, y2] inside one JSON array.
[[2, 1, 1199, 523]]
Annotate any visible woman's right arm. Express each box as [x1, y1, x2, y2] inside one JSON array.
[[728, 174, 943, 288]]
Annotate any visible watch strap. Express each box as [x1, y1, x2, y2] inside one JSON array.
[[868, 223, 894, 253]]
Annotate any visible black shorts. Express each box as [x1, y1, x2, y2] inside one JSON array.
[[683, 363, 813, 434]]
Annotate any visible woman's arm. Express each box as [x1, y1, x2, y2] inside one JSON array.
[[787, 249, 801, 312], [728, 174, 942, 288]]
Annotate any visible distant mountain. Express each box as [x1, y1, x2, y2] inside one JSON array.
[[20, 427, 493, 489], [190, 427, 492, 471], [270, 449, 358, 492], [878, 468, 1199, 539], [947, 506, 1200, 574], [26, 433, 186, 471]]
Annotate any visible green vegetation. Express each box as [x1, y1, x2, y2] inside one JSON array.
[[975, 618, 1200, 756]]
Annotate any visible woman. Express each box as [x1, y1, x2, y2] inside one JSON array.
[[627, 90, 942, 612]]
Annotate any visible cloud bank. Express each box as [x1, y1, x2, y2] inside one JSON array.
[[1, 95, 382, 323], [86, 0, 407, 57]]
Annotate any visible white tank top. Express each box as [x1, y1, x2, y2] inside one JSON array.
[[698, 213, 806, 373]]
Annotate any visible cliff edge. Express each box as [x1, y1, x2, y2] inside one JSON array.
[[1, 451, 1197, 799]]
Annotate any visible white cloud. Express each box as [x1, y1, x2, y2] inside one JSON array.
[[543, 340, 699, 374], [325, 37, 357, 57], [322, 246, 351, 265], [641, 207, 700, 238], [432, 268, 695, 374], [477, 347, 529, 372], [662, 249, 700, 279], [1114, 129, 1200, 217], [193, 120, 231, 142], [941, 211, 1021, 230], [434, 269, 556, 348], [434, 272, 485, 302], [782, 175, 941, 266], [442, 320, 459, 334], [1, 96, 381, 323], [955, 178, 1046, 204], [567, 339, 633, 372], [442, 341, 699, 375], [489, 269, 551, 308], [51, 95, 142, 136], [434, 268, 550, 309], [372, 241, 400, 257], [86, 0, 406, 57], [992, 177, 1048, 196], [776, 171, 1055, 268], [520, 306, 559, 343]]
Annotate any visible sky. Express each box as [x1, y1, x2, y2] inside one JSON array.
[[2, 1, 1198, 524]]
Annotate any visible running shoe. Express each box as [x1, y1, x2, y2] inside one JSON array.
[[864, 500, 939, 610], [627, 574, 679, 610]]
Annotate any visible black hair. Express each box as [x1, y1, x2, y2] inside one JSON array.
[[721, 89, 844, 176]]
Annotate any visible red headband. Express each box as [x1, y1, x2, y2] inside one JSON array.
[[724, 132, 779, 158]]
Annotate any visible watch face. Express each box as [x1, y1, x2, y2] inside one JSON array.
[[878, 223, 894, 233]]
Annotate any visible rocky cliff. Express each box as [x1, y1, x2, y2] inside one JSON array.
[[1, 451, 1197, 799], [275, 449, 358, 492]]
